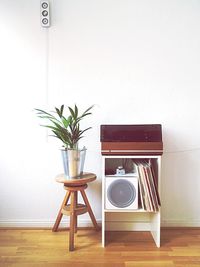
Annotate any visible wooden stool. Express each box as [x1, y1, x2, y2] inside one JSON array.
[[52, 172, 100, 251]]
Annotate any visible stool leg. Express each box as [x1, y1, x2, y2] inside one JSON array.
[[69, 191, 76, 251], [80, 189, 100, 231], [52, 191, 71, 232], [74, 191, 78, 233]]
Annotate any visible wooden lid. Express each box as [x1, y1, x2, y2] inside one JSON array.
[[55, 172, 96, 186]]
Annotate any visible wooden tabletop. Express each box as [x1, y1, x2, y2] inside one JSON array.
[[55, 172, 96, 186]]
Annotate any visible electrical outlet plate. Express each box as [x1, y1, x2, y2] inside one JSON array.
[[41, 1, 50, 27]]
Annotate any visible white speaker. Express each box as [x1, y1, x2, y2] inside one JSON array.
[[105, 176, 138, 210], [41, 1, 50, 27]]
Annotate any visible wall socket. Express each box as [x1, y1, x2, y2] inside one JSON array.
[[41, 1, 50, 27]]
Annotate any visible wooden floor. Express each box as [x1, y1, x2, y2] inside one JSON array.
[[0, 228, 200, 267]]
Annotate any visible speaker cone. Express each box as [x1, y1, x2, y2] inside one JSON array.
[[107, 179, 136, 208]]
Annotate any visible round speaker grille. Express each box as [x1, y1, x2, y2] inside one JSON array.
[[107, 179, 136, 208]]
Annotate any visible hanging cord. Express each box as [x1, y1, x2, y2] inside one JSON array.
[[45, 28, 49, 107], [164, 147, 200, 154]]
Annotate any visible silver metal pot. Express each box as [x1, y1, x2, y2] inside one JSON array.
[[61, 147, 87, 179]]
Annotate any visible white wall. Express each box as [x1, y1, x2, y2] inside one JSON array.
[[0, 0, 200, 227]]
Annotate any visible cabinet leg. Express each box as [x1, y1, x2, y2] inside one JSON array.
[[102, 209, 105, 247]]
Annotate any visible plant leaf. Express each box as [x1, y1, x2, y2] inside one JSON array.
[[55, 107, 61, 117], [74, 104, 78, 119], [68, 106, 75, 119], [82, 105, 94, 116], [60, 105, 64, 116]]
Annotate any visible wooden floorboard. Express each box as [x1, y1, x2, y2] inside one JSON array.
[[0, 228, 200, 267]]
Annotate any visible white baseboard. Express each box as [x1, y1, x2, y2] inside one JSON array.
[[161, 219, 200, 227], [0, 219, 199, 228], [0, 219, 101, 228]]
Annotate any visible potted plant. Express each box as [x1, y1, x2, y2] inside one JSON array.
[[35, 104, 93, 178]]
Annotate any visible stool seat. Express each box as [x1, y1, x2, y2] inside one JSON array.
[[52, 172, 100, 251], [55, 172, 96, 186]]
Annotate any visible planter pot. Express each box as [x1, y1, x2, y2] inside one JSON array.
[[61, 148, 86, 179]]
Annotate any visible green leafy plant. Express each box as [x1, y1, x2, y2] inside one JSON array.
[[35, 104, 93, 149]]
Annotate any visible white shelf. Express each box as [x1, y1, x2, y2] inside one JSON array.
[[102, 155, 161, 248], [105, 173, 138, 177], [104, 208, 159, 213]]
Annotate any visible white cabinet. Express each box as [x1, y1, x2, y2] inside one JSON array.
[[102, 155, 161, 247]]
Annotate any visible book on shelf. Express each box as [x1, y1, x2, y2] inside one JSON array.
[[133, 159, 161, 212]]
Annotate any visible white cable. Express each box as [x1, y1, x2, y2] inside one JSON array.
[[164, 147, 200, 154]]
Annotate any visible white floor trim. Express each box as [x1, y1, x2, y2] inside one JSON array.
[[161, 219, 200, 228], [0, 219, 199, 228], [0, 219, 101, 228]]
